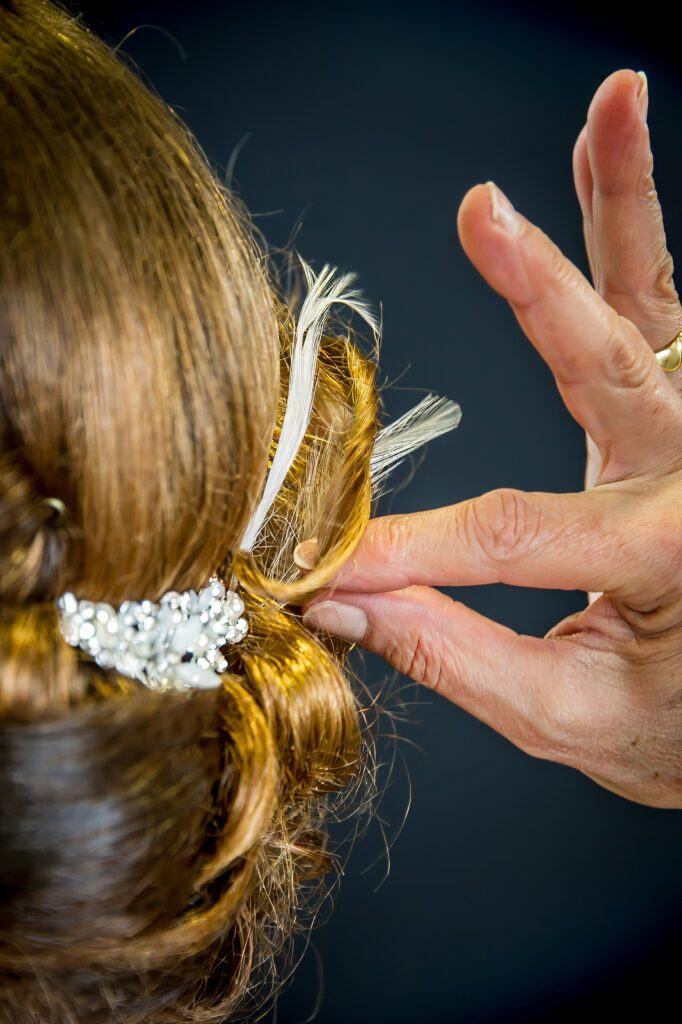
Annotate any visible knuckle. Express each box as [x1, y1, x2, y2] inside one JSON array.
[[602, 313, 654, 390], [517, 234, 582, 317], [532, 238, 581, 307], [466, 487, 541, 566], [649, 251, 679, 303], [635, 169, 682, 307], [371, 513, 412, 568], [636, 158, 657, 206], [547, 243, 580, 295], [633, 239, 679, 310], [384, 625, 444, 691]]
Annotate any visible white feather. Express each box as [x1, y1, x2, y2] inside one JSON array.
[[239, 253, 382, 552], [370, 394, 462, 493]]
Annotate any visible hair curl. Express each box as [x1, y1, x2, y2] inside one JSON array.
[[0, 1, 381, 1020]]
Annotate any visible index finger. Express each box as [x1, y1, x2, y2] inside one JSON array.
[[320, 483, 676, 615]]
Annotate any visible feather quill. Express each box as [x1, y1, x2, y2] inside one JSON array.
[[239, 254, 382, 552]]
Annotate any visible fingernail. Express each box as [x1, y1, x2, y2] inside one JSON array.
[[294, 538, 318, 570], [636, 70, 648, 123], [486, 180, 522, 236], [302, 600, 369, 642]]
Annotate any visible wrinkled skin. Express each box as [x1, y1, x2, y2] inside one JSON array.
[[303, 69, 682, 809]]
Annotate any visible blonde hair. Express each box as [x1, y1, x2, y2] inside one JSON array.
[[0, 1, 381, 1019]]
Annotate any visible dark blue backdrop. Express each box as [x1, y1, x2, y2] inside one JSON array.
[[71, 3, 682, 1020]]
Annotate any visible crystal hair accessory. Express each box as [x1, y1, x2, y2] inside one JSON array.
[[57, 576, 247, 692]]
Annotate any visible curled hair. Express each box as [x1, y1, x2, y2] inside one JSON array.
[[0, 1, 381, 1019]]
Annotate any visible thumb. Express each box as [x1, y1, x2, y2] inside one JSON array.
[[302, 584, 577, 759]]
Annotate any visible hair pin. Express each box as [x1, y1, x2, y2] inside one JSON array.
[[57, 576, 248, 692], [43, 496, 67, 525]]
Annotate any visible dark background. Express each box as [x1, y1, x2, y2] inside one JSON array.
[[68, 2, 682, 1021]]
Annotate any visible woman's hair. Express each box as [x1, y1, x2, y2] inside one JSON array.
[[0, 1, 382, 1019]]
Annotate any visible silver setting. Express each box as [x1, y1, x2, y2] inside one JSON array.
[[57, 576, 248, 691]]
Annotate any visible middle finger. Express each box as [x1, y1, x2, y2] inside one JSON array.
[[457, 181, 682, 481]]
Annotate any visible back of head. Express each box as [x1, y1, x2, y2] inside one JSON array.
[[0, 1, 380, 1019]]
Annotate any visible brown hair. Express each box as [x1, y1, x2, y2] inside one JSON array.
[[0, 1, 380, 1019]]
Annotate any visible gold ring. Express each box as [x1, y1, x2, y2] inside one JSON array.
[[655, 328, 682, 372]]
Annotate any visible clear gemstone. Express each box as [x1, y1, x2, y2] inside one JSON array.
[[227, 595, 245, 619], [170, 616, 204, 654], [116, 651, 143, 678], [210, 620, 228, 637], [175, 661, 222, 689], [95, 605, 110, 623], [60, 593, 78, 615]]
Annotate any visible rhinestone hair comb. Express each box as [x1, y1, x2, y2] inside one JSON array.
[[57, 576, 247, 692]]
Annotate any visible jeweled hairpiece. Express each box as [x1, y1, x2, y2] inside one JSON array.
[[57, 577, 247, 692], [55, 254, 462, 692]]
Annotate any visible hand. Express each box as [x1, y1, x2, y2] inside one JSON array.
[[576, 70, 681, 600], [301, 69, 682, 809]]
